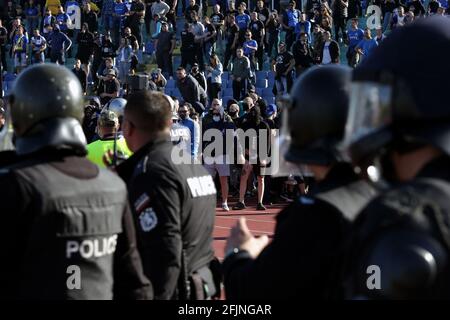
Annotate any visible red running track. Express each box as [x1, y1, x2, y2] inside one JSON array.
[[213, 200, 286, 261]]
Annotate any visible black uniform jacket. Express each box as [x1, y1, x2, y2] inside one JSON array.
[[0, 150, 152, 300], [223, 163, 376, 299], [117, 137, 217, 300]]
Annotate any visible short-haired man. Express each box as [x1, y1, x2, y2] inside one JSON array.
[[117, 90, 219, 300]]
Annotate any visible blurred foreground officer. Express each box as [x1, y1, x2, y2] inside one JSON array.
[[223, 65, 376, 299], [117, 91, 220, 300], [342, 17, 450, 299], [0, 64, 152, 300]]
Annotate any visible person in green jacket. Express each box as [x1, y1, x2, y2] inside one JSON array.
[[87, 110, 132, 167]]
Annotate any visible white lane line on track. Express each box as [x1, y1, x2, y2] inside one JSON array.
[[214, 225, 273, 235], [216, 215, 276, 224]]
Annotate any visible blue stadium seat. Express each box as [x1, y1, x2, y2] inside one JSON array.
[[166, 79, 176, 89], [256, 70, 268, 80], [164, 88, 173, 96], [227, 80, 233, 88], [172, 88, 181, 97], [223, 87, 234, 97], [221, 96, 233, 106], [222, 71, 229, 81], [256, 78, 268, 89], [263, 95, 275, 104], [255, 88, 263, 97], [263, 87, 273, 96]]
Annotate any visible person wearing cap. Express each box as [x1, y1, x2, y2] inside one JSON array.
[[87, 110, 132, 168], [98, 68, 120, 105]]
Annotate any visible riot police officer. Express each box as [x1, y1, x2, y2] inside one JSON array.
[[342, 17, 450, 299], [223, 65, 376, 299], [117, 90, 220, 300], [0, 64, 152, 300]]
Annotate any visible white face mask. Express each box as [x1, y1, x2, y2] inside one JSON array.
[[213, 115, 221, 122]]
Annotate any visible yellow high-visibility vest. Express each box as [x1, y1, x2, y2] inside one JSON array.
[[86, 137, 132, 168]]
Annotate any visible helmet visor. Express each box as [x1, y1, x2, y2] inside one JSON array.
[[340, 81, 392, 160]]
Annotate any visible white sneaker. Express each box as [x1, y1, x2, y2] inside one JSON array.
[[222, 203, 230, 212]]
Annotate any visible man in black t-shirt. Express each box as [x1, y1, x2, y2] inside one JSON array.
[[255, 0, 270, 24], [210, 3, 225, 42], [155, 22, 175, 77], [98, 68, 120, 105], [272, 42, 295, 95], [128, 0, 146, 48], [180, 23, 197, 68], [202, 16, 217, 65], [123, 27, 139, 51], [248, 11, 265, 71], [185, 0, 200, 23], [224, 14, 240, 70]]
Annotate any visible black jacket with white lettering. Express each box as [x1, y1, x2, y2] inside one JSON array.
[[223, 163, 376, 299], [0, 150, 153, 300], [117, 136, 217, 300]]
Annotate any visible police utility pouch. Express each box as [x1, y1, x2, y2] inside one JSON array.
[[188, 259, 222, 300]]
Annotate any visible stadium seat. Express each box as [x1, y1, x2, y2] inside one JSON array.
[[263, 87, 274, 96], [222, 71, 229, 81], [166, 79, 176, 89], [223, 87, 234, 97], [263, 95, 275, 104], [256, 70, 268, 80], [256, 78, 268, 89], [227, 80, 233, 88], [221, 96, 233, 106], [255, 88, 263, 97], [172, 88, 181, 97]]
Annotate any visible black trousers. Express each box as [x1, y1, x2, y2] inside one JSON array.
[[208, 80, 221, 101], [334, 16, 348, 40], [156, 50, 173, 77], [232, 78, 247, 100], [181, 49, 197, 69]]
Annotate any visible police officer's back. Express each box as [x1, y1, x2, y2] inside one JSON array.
[[223, 65, 376, 299], [0, 64, 152, 300], [117, 90, 218, 300], [342, 17, 450, 299]]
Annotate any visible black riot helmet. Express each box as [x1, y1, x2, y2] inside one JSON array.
[[284, 65, 352, 166], [9, 63, 87, 155], [342, 17, 450, 180]]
